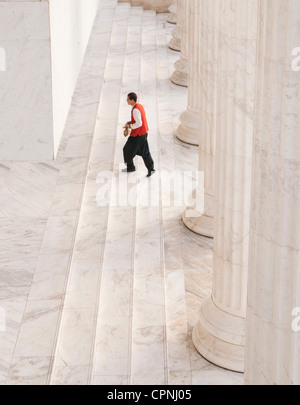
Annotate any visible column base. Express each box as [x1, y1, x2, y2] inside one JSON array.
[[168, 3, 176, 14], [175, 109, 200, 145], [176, 126, 199, 145], [168, 27, 181, 51], [168, 37, 181, 52], [183, 208, 214, 238], [192, 297, 245, 373], [167, 14, 177, 24], [171, 58, 188, 87]]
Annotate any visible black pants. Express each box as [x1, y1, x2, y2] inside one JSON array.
[[123, 133, 154, 171]]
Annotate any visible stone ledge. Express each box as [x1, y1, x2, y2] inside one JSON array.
[[118, 0, 172, 13]]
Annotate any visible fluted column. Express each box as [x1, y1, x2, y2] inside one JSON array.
[[175, 0, 200, 146], [171, 0, 188, 86], [168, 0, 181, 51], [167, 0, 177, 25], [245, 0, 300, 385], [182, 0, 218, 234], [192, 0, 259, 372]]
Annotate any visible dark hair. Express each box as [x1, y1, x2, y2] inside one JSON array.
[[127, 92, 138, 103]]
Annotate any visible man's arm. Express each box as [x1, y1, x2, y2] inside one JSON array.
[[131, 109, 142, 130]]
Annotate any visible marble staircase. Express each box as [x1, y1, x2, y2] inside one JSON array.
[[0, 0, 244, 385]]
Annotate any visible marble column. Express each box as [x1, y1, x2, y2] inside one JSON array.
[[167, 0, 177, 25], [175, 0, 200, 146], [171, 0, 188, 87], [168, 0, 181, 51], [245, 0, 300, 385], [182, 0, 218, 237], [192, 0, 259, 372]]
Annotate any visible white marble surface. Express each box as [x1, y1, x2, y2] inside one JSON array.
[[192, 0, 259, 373], [0, 5, 244, 385], [182, 0, 217, 238], [119, 0, 172, 12], [49, 0, 100, 156], [167, 0, 177, 24], [245, 0, 300, 386], [52, 2, 133, 385], [0, 0, 116, 385], [168, 0, 181, 51], [0, 0, 100, 160], [0, 1, 53, 160], [171, 0, 188, 87]]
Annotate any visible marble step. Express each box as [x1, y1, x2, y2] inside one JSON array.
[[90, 5, 144, 386], [49, 4, 149, 384], [0, 5, 245, 387], [130, 10, 168, 385], [2, 1, 119, 386], [48, 2, 132, 385], [157, 14, 235, 386], [156, 13, 192, 385]]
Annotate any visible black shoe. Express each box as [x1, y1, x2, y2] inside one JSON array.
[[146, 169, 156, 177], [122, 168, 136, 173]]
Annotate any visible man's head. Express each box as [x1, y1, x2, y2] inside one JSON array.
[[127, 92, 137, 106]]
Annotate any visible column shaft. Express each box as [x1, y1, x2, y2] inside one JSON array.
[[171, 0, 188, 86], [167, 0, 177, 24], [176, 0, 200, 145], [182, 0, 218, 235], [192, 0, 259, 372], [245, 0, 300, 385], [168, 0, 181, 51]]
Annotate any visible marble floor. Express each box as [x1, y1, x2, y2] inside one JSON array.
[[0, 0, 244, 385]]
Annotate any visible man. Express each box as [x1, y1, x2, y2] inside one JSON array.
[[123, 92, 155, 177]]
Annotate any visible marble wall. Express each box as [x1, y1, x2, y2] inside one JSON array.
[[0, 0, 99, 161], [49, 0, 100, 157], [0, 1, 53, 160]]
